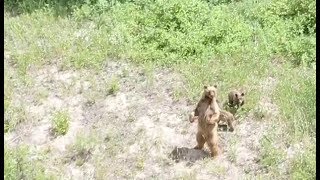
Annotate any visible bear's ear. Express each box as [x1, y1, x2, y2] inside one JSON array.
[[213, 84, 218, 88], [235, 93, 238, 98], [204, 85, 208, 89], [241, 92, 245, 96]]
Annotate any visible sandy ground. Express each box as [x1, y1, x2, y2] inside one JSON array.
[[5, 58, 287, 179]]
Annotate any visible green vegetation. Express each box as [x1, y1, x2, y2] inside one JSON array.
[[108, 77, 120, 95], [273, 66, 316, 138], [4, 145, 52, 180], [260, 135, 286, 172], [52, 110, 70, 136], [72, 133, 97, 154], [67, 132, 97, 166], [4, 0, 315, 179], [291, 139, 316, 180]]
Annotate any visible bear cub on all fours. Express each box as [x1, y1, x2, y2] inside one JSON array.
[[189, 85, 221, 158], [217, 110, 235, 132]]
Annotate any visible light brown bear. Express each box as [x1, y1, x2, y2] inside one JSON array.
[[189, 85, 221, 158]]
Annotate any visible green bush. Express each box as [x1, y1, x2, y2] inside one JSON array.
[[100, 0, 253, 65], [249, 0, 316, 66], [4, 145, 48, 180], [4, 0, 98, 15], [5, 0, 315, 67], [52, 110, 70, 136]]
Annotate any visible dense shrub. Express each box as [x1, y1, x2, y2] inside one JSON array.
[[249, 0, 316, 66], [5, 0, 315, 66]]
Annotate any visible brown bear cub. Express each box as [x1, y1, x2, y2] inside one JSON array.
[[228, 90, 245, 108], [216, 90, 245, 116], [217, 110, 235, 132], [189, 85, 221, 158]]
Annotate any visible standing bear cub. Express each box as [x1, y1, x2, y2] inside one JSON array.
[[189, 85, 221, 158], [228, 90, 245, 108], [217, 90, 245, 115]]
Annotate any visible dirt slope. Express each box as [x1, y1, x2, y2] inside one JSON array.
[[5, 59, 277, 179]]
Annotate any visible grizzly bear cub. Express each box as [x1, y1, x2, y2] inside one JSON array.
[[216, 90, 245, 116], [217, 110, 235, 132], [228, 90, 245, 108]]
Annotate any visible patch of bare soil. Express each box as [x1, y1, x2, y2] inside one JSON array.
[[4, 60, 279, 179]]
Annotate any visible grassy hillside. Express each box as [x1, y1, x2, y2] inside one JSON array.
[[4, 0, 315, 179]]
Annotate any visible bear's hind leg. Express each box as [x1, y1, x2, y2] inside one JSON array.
[[194, 132, 205, 150]]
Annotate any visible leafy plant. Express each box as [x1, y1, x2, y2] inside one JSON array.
[[52, 110, 70, 136]]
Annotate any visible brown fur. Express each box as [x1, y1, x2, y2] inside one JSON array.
[[228, 90, 245, 108], [215, 99, 223, 109], [190, 110, 236, 132], [191, 90, 241, 131], [218, 110, 235, 132], [189, 85, 221, 158]]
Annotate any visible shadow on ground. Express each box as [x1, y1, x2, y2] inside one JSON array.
[[169, 146, 211, 166]]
